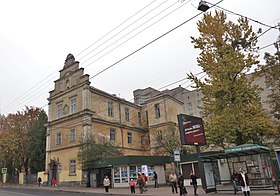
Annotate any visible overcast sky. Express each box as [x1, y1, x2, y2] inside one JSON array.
[[0, 0, 279, 115]]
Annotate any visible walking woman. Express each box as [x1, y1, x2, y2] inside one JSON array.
[[238, 168, 250, 196], [103, 175, 110, 192]]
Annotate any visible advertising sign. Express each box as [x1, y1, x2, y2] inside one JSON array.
[[177, 114, 206, 145]]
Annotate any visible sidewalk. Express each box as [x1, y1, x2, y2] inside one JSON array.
[[3, 184, 278, 196]]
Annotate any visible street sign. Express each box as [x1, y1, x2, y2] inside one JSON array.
[[173, 149, 181, 162], [1, 168, 7, 174]]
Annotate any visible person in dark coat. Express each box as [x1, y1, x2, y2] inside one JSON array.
[[38, 177, 42, 187], [178, 173, 187, 196], [190, 171, 198, 195], [238, 168, 250, 196], [153, 171, 159, 188]]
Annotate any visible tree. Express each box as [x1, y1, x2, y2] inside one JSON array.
[[188, 11, 274, 149], [255, 33, 280, 144], [77, 134, 123, 170], [27, 110, 48, 173], [0, 107, 46, 174], [155, 124, 192, 156]]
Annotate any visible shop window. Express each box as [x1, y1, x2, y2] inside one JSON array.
[[129, 166, 137, 181], [121, 166, 128, 183], [114, 167, 120, 183]]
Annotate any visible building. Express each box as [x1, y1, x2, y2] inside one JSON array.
[[41, 54, 274, 187]]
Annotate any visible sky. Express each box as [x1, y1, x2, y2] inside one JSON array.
[[0, 0, 279, 116]]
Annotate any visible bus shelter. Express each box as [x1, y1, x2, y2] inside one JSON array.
[[200, 144, 279, 193]]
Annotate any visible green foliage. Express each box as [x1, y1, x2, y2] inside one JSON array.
[[0, 107, 47, 174], [27, 111, 48, 173], [77, 134, 123, 169], [188, 11, 274, 148]]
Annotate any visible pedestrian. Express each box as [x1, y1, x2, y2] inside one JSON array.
[[142, 173, 148, 192], [178, 172, 187, 196], [232, 170, 239, 194], [51, 178, 57, 187], [129, 179, 136, 194], [136, 172, 145, 194], [153, 171, 159, 188], [37, 177, 42, 187], [103, 175, 110, 192], [169, 171, 178, 194], [190, 171, 198, 195], [238, 168, 250, 196]]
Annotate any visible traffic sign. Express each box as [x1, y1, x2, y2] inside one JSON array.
[[1, 168, 7, 174]]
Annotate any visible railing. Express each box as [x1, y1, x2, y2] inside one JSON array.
[[213, 178, 276, 192]]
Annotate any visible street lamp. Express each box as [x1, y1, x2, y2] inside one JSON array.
[[198, 1, 210, 12]]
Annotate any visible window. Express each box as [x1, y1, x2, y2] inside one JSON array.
[[155, 103, 160, 118], [108, 101, 113, 117], [57, 103, 62, 119], [70, 97, 77, 114], [138, 112, 141, 126], [157, 131, 163, 141], [56, 132, 62, 145], [110, 128, 116, 142], [141, 136, 144, 144], [69, 160, 76, 175], [125, 107, 130, 121], [197, 100, 202, 107], [69, 129, 75, 142], [127, 132, 132, 144], [188, 103, 192, 110]]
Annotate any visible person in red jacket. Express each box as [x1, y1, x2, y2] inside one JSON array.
[[238, 168, 250, 196]]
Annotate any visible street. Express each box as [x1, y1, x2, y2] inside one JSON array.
[[0, 184, 278, 196]]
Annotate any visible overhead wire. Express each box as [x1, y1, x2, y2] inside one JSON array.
[[0, 0, 171, 114]]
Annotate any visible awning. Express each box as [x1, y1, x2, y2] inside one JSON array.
[[201, 144, 271, 160], [88, 155, 172, 169]]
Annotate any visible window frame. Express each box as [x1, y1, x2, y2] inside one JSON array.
[[56, 132, 62, 145], [110, 128, 116, 142], [69, 160, 76, 175], [125, 107, 130, 121], [127, 132, 132, 144], [108, 101, 113, 117], [69, 128, 75, 142], [70, 97, 77, 114], [57, 103, 63, 119], [155, 103, 160, 119]]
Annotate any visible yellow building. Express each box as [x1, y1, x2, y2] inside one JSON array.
[[43, 54, 274, 187], [44, 54, 183, 187]]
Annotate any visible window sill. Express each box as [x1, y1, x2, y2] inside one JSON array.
[[69, 173, 77, 176]]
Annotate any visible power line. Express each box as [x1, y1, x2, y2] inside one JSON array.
[[89, 0, 225, 80], [78, 0, 169, 62], [76, 0, 158, 58], [82, 0, 192, 68]]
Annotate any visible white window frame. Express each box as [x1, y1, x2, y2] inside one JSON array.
[[57, 103, 63, 119], [110, 128, 116, 142], [69, 160, 76, 175], [108, 101, 113, 117], [69, 129, 75, 142], [70, 97, 77, 114], [125, 107, 130, 121], [56, 132, 62, 145]]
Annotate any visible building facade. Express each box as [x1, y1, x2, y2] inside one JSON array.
[[42, 54, 273, 187]]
